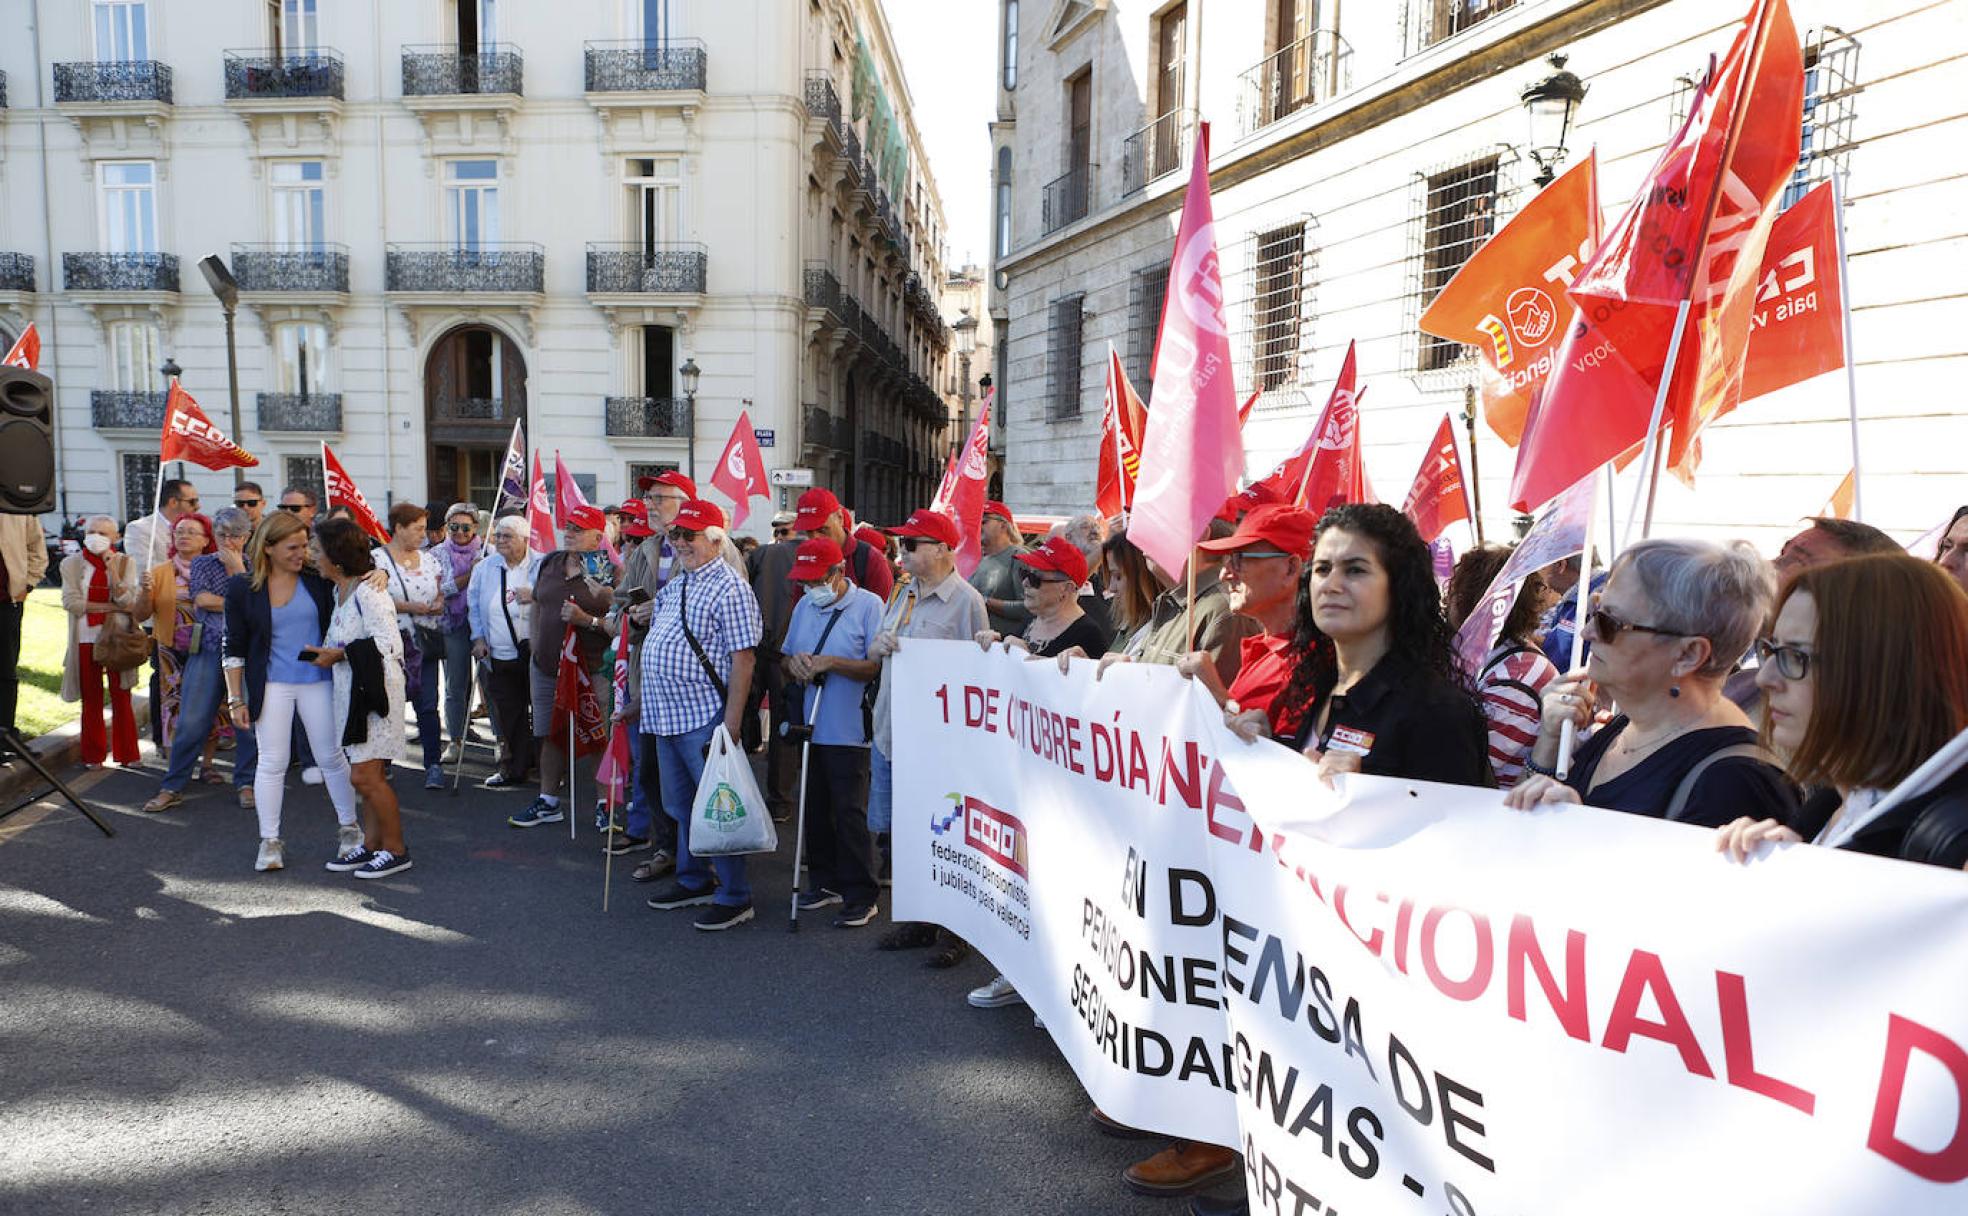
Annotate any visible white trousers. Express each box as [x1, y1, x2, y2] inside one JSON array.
[[253, 680, 358, 840]]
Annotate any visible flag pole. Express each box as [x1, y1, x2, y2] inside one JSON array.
[[1830, 172, 1863, 522], [1183, 549, 1199, 653], [568, 710, 578, 842], [1620, 298, 1693, 548], [1461, 385, 1485, 545], [1556, 468, 1602, 779]]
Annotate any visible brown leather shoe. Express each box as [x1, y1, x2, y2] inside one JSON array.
[[1122, 1142, 1240, 1197]]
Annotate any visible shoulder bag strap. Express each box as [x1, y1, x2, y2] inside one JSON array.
[[677, 574, 728, 701], [1664, 743, 1777, 823], [497, 565, 521, 650]]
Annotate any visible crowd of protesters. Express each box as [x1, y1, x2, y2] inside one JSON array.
[[34, 459, 1968, 1213]]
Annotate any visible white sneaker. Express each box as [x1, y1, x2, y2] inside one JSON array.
[[301, 766, 324, 786], [967, 973, 1024, 1009], [254, 838, 286, 872], [337, 824, 363, 852]]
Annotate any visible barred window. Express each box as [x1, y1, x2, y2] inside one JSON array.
[[1417, 157, 1499, 371], [283, 454, 324, 508], [1786, 27, 1860, 208], [1047, 292, 1086, 419], [120, 451, 159, 524], [1252, 223, 1309, 391], [1406, 0, 1521, 57], [627, 461, 680, 492], [1127, 263, 1169, 392]]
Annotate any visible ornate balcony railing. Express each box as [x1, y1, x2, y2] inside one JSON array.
[[1237, 31, 1352, 137], [584, 40, 706, 92], [223, 49, 346, 100], [0, 254, 34, 292], [231, 244, 350, 293], [54, 61, 173, 104], [431, 396, 524, 425], [64, 252, 179, 292], [604, 396, 689, 439], [1042, 166, 1092, 235], [401, 44, 523, 97], [0, 70, 9, 110], [1122, 109, 1193, 195], [257, 392, 343, 433], [585, 243, 707, 294], [803, 72, 840, 126], [1403, 0, 1521, 58], [803, 264, 842, 316], [385, 244, 543, 293], [91, 390, 169, 430], [841, 123, 863, 178]]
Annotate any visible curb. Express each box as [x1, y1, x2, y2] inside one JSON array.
[[1, 691, 153, 807]]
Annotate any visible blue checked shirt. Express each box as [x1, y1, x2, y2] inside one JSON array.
[[638, 556, 762, 736]]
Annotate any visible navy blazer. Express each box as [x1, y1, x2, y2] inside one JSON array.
[[224, 571, 335, 720]]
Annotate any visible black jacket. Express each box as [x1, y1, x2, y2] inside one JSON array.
[[223, 571, 334, 721], [1292, 653, 1494, 788], [1794, 767, 1968, 870], [341, 636, 392, 748]]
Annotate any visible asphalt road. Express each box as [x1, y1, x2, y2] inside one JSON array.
[[0, 740, 1209, 1216]]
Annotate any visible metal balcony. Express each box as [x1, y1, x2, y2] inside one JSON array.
[[584, 40, 706, 92], [54, 61, 173, 104], [401, 45, 523, 97], [1122, 109, 1192, 195], [64, 252, 179, 292], [0, 70, 8, 109], [803, 264, 842, 316], [431, 396, 524, 426], [231, 244, 350, 293], [385, 244, 543, 293], [803, 72, 840, 125], [1404, 0, 1521, 57], [1041, 166, 1092, 235], [257, 392, 343, 433], [0, 254, 34, 292], [1237, 31, 1352, 137], [604, 396, 689, 439], [223, 49, 346, 100], [584, 243, 706, 294], [91, 390, 169, 430]]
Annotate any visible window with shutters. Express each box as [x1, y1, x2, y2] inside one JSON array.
[[1047, 292, 1086, 419]]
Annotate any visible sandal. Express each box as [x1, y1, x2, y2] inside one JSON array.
[[141, 790, 185, 814], [632, 851, 676, 883], [197, 767, 228, 785]]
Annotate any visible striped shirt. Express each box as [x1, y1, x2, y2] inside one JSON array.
[[637, 556, 761, 736], [1478, 642, 1560, 789]]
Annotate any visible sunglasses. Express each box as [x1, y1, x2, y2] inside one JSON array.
[[447, 522, 476, 533], [899, 538, 942, 553], [1585, 595, 1682, 641], [1224, 549, 1291, 568], [1754, 638, 1813, 681], [1019, 569, 1070, 588], [234, 498, 261, 509], [278, 503, 306, 513], [670, 527, 701, 543]]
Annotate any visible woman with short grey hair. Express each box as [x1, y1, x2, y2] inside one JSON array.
[[1504, 538, 1798, 828]]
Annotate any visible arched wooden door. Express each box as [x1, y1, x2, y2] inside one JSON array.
[[425, 325, 527, 511]]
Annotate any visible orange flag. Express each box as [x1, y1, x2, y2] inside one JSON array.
[[1819, 469, 1856, 520], [1401, 415, 1471, 545], [1096, 344, 1147, 518], [1418, 154, 1598, 446], [1740, 180, 1845, 401], [2, 323, 41, 371]]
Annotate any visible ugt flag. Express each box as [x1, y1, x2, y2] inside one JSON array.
[[1128, 123, 1243, 577], [1291, 339, 1368, 513], [321, 441, 389, 544], [1095, 343, 1147, 519], [552, 629, 608, 758], [526, 450, 556, 554], [161, 382, 258, 471], [710, 410, 771, 529], [1241, 342, 1362, 509], [948, 391, 994, 578], [1401, 414, 1471, 546], [3, 323, 41, 371]]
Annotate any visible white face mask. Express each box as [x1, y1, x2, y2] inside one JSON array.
[[805, 581, 841, 610], [83, 533, 113, 556]]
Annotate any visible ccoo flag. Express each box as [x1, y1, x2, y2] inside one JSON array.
[[1096, 344, 1148, 519], [1401, 415, 1471, 546], [321, 442, 390, 544], [160, 381, 258, 471], [710, 410, 771, 529], [1739, 179, 1845, 402], [2, 323, 41, 371], [1127, 124, 1244, 577]]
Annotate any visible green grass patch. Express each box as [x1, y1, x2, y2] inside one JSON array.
[[19, 589, 74, 740]]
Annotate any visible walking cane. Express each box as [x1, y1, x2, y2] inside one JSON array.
[[450, 659, 483, 797], [787, 678, 827, 934]]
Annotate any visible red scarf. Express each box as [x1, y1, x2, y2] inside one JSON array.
[[85, 551, 109, 627]]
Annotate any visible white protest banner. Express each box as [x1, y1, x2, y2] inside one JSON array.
[[891, 641, 1968, 1212]]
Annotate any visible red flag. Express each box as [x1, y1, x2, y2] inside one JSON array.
[[555, 450, 620, 566], [1237, 388, 1259, 428], [1127, 123, 1244, 576], [1819, 469, 1856, 521], [320, 441, 389, 544], [1240, 347, 1362, 506], [931, 448, 959, 512], [1418, 155, 1599, 446], [526, 450, 555, 554], [3, 323, 41, 371], [1740, 180, 1845, 400], [160, 381, 258, 470], [1095, 344, 1148, 518], [1293, 341, 1368, 513], [593, 620, 635, 804], [710, 410, 771, 529], [552, 628, 607, 757], [1567, 0, 1803, 479], [948, 391, 994, 577], [1401, 415, 1471, 545]]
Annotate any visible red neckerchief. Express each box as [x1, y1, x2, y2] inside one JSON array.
[[85, 550, 109, 627]]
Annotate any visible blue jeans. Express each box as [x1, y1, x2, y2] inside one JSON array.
[[657, 720, 750, 907], [438, 624, 474, 744], [413, 631, 443, 768], [160, 647, 257, 793], [631, 730, 673, 850], [867, 744, 892, 833]]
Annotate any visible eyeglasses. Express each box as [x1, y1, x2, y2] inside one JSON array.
[[446, 522, 476, 534], [670, 527, 701, 543], [1224, 549, 1291, 569], [899, 538, 942, 553], [1019, 569, 1070, 588], [1585, 595, 1683, 641], [234, 498, 261, 509], [278, 503, 306, 513], [1754, 638, 1813, 680], [178, 498, 200, 509]]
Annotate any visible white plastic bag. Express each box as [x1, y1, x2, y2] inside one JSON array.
[[688, 725, 778, 857]]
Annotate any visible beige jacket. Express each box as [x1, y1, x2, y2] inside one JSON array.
[[0, 514, 46, 602], [59, 552, 145, 701]]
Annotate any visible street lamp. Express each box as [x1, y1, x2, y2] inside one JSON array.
[[953, 310, 979, 458], [197, 254, 246, 487], [679, 356, 700, 480], [1521, 54, 1588, 186]]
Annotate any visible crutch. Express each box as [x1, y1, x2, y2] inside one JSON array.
[[450, 658, 483, 796], [787, 678, 826, 934]]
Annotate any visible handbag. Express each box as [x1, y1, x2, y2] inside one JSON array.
[[379, 549, 425, 697], [94, 609, 152, 672]]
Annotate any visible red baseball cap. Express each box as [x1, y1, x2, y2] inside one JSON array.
[[853, 524, 887, 552], [1219, 480, 1284, 522], [1015, 536, 1090, 587], [621, 518, 656, 539], [638, 470, 698, 497], [616, 499, 650, 523], [983, 500, 1014, 523], [886, 508, 960, 548], [790, 537, 844, 582], [793, 487, 843, 533], [564, 504, 607, 533], [1197, 502, 1317, 558], [673, 499, 727, 532]]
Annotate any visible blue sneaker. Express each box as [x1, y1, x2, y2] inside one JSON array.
[[353, 849, 413, 879], [508, 797, 565, 828]]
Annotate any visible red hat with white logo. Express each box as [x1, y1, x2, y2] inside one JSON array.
[[793, 487, 844, 533], [564, 504, 607, 533], [638, 470, 698, 497], [673, 499, 727, 533], [1015, 536, 1090, 587], [790, 537, 845, 582], [1197, 502, 1317, 558], [885, 508, 960, 548], [983, 500, 1014, 523]]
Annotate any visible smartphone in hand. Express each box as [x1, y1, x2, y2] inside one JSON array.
[[298, 647, 322, 663]]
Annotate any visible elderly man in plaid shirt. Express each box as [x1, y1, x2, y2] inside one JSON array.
[[633, 499, 764, 931]]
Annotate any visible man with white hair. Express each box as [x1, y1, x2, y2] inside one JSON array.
[[468, 514, 541, 788]]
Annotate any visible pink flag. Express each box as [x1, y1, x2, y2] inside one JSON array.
[[947, 391, 994, 577], [710, 410, 771, 529], [527, 451, 556, 555], [594, 620, 635, 806], [931, 449, 959, 512], [555, 449, 621, 566], [1126, 124, 1244, 576]]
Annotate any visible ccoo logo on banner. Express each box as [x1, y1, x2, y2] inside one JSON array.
[[891, 642, 1968, 1213]]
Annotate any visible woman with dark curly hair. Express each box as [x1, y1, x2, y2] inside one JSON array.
[[1270, 503, 1491, 788]]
